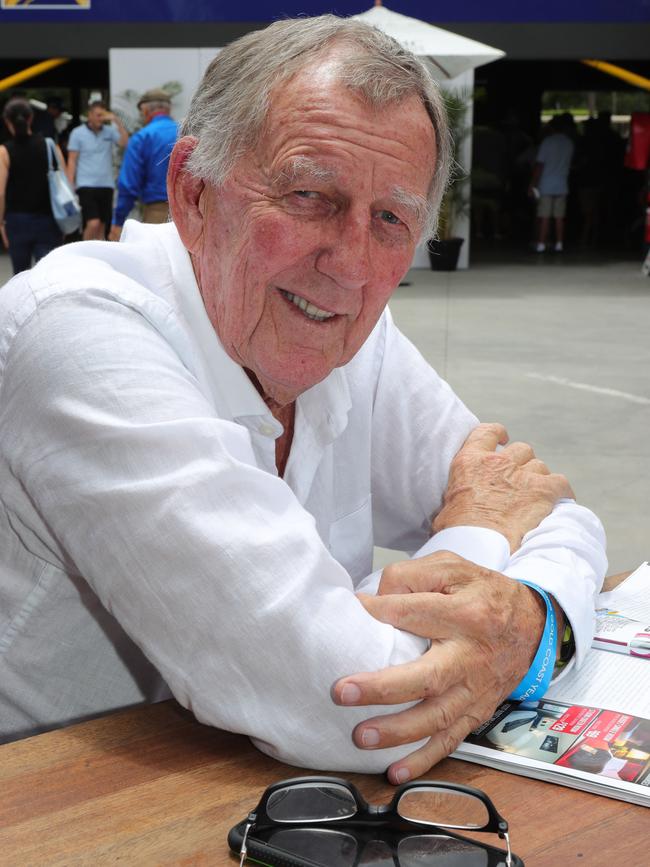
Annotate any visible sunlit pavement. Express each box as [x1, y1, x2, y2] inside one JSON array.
[[1, 245, 647, 573], [384, 248, 649, 574]]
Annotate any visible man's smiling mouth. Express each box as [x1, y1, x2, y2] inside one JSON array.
[[279, 289, 337, 322]]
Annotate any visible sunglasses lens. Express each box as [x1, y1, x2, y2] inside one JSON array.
[[267, 827, 358, 866], [398, 834, 490, 866], [267, 783, 358, 822], [397, 788, 490, 829]]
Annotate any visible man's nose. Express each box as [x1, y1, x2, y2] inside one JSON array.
[[314, 212, 372, 291]]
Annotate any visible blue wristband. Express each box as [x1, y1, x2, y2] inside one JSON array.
[[508, 581, 557, 702]]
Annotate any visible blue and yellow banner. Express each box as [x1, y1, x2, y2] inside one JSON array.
[[1, 1, 90, 8], [0, 0, 647, 23]]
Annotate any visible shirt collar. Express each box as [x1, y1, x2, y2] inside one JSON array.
[[146, 113, 173, 125], [157, 222, 265, 421]]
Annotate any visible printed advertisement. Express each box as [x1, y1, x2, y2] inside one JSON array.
[[465, 699, 650, 788]]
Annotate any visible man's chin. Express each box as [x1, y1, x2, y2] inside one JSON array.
[[254, 359, 339, 406]]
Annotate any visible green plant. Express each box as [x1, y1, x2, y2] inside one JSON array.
[[438, 88, 472, 240]]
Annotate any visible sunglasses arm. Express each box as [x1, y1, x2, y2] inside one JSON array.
[[498, 821, 513, 867], [238, 812, 257, 867]]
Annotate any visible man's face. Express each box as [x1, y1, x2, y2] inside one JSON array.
[[191, 64, 436, 406], [87, 107, 105, 131]]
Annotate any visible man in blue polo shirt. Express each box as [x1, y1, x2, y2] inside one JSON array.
[[67, 101, 129, 240], [109, 89, 178, 240]]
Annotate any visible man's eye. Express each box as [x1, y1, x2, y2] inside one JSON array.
[[379, 210, 402, 225], [294, 190, 320, 200]]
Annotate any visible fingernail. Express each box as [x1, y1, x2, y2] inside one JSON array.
[[360, 728, 380, 747], [394, 767, 411, 784], [339, 683, 362, 705]]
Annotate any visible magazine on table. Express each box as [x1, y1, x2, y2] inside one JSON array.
[[452, 562, 650, 807]]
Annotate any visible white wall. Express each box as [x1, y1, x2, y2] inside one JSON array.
[[109, 47, 221, 130]]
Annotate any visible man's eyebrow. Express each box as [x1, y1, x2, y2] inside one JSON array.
[[391, 186, 431, 229], [272, 158, 431, 227], [273, 156, 337, 187]]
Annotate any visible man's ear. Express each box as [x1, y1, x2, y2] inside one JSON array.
[[167, 136, 205, 253]]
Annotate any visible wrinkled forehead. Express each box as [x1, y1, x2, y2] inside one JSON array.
[[255, 66, 437, 195], [264, 50, 434, 132]]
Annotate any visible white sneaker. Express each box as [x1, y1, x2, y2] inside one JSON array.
[[535, 242, 545, 253], [554, 242, 564, 252]]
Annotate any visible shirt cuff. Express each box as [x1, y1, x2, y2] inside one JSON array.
[[415, 526, 510, 571], [503, 555, 596, 674], [354, 527, 510, 597]]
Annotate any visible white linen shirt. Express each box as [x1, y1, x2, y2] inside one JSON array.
[[0, 221, 606, 770]]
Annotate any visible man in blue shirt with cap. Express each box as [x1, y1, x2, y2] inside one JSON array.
[[109, 89, 178, 239]]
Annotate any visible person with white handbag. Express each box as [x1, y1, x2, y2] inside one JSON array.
[[0, 97, 64, 275]]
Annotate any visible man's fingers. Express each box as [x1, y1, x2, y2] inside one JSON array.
[[333, 643, 464, 707], [358, 591, 466, 638], [501, 440, 535, 465], [548, 471, 574, 500], [520, 468, 573, 501], [521, 457, 550, 475], [385, 712, 484, 784], [460, 422, 509, 454], [352, 684, 471, 750], [365, 562, 507, 637], [377, 550, 472, 596]]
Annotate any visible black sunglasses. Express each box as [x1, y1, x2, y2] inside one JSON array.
[[237, 775, 515, 867]]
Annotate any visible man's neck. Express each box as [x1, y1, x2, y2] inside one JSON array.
[[245, 369, 295, 477], [145, 112, 169, 125], [271, 402, 295, 478]]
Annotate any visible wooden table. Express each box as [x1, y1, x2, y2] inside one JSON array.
[[2, 572, 643, 867]]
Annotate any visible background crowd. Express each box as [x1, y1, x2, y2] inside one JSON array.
[[0, 86, 645, 277], [471, 107, 639, 255], [0, 88, 178, 275]]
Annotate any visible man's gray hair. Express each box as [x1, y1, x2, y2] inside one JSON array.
[[181, 15, 451, 239]]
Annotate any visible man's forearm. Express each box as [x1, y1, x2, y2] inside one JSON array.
[[66, 154, 77, 187], [529, 162, 543, 190], [505, 500, 606, 670], [113, 119, 129, 148], [112, 186, 136, 227]]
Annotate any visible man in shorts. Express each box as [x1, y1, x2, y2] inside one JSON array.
[[67, 101, 129, 240], [529, 113, 575, 253]]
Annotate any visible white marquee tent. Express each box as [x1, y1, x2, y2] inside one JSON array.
[[353, 2, 504, 79]]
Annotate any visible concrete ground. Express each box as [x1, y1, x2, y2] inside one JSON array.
[[381, 249, 649, 575], [1, 247, 647, 573]]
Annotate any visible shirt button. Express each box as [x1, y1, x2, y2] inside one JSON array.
[[259, 423, 276, 437]]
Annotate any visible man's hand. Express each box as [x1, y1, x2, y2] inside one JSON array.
[[108, 225, 122, 242], [434, 423, 574, 552], [332, 552, 547, 784]]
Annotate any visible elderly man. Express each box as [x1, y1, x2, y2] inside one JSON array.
[[0, 17, 605, 785], [108, 88, 178, 238]]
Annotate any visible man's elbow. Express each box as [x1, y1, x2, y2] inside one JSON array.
[[250, 725, 427, 775]]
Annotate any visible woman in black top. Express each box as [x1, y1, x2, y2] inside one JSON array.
[[0, 97, 63, 274]]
